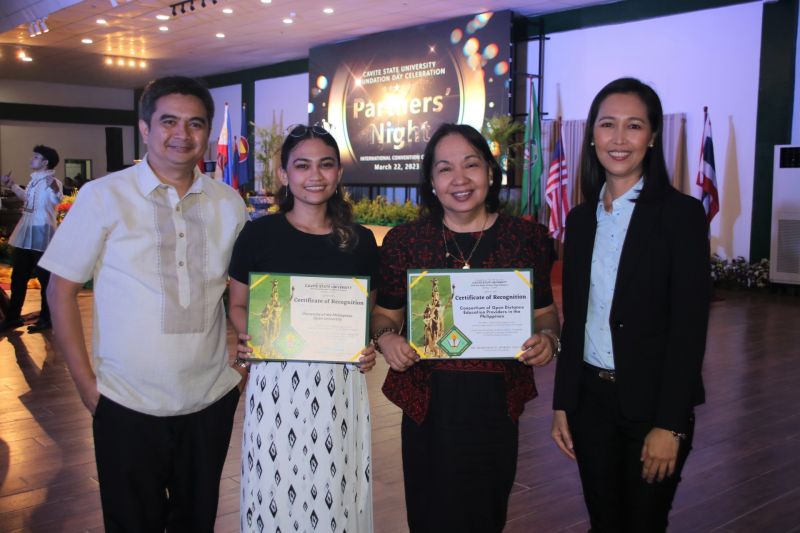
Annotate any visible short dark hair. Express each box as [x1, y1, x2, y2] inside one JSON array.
[[138, 76, 214, 128], [419, 123, 502, 218], [277, 125, 356, 250], [33, 145, 59, 169], [579, 77, 670, 205]]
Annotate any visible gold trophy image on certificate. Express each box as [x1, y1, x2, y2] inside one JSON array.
[[246, 273, 370, 363], [407, 269, 533, 359]]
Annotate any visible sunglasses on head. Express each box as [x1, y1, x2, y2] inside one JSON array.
[[286, 123, 332, 137]]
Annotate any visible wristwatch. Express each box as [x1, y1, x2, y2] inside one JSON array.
[[539, 328, 562, 357]]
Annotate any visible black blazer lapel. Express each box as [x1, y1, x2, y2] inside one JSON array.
[[612, 199, 662, 309]]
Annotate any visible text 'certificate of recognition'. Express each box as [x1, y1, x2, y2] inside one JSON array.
[[246, 273, 370, 363], [406, 269, 533, 359]]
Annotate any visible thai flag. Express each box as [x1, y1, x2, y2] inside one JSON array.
[[545, 133, 570, 242], [696, 108, 719, 224]]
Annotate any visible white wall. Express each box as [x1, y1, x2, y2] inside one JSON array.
[[0, 79, 133, 109], [0, 120, 135, 183], [254, 74, 309, 132], [0, 80, 136, 181], [532, 2, 763, 260], [793, 3, 800, 145]]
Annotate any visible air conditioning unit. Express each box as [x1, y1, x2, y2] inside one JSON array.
[[770, 145, 800, 284]]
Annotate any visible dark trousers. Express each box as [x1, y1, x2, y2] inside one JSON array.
[[401, 371, 518, 533], [8, 247, 50, 322], [93, 387, 240, 533], [568, 364, 694, 533]]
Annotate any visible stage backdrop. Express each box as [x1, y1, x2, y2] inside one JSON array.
[[309, 11, 512, 185]]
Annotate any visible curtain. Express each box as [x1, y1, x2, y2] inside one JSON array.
[[536, 112, 687, 226]]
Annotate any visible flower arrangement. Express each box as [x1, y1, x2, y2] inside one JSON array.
[[56, 191, 77, 224], [710, 254, 770, 289]]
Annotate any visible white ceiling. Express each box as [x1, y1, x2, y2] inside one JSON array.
[[0, 0, 617, 89]]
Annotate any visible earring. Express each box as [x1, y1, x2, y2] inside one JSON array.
[[489, 179, 494, 186], [648, 142, 654, 148], [590, 141, 595, 146], [432, 188, 437, 196]]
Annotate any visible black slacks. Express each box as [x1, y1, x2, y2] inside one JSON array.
[[93, 387, 240, 533], [401, 370, 518, 533], [568, 364, 694, 533], [8, 247, 50, 322]]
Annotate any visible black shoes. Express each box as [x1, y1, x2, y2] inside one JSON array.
[[0, 318, 24, 331], [27, 320, 52, 333]]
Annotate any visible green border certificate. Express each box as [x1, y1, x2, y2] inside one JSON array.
[[406, 268, 533, 360], [245, 273, 370, 363]]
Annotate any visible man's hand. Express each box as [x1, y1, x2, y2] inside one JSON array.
[[641, 427, 680, 483], [551, 410, 576, 460]]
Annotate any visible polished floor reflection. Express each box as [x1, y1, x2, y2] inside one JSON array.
[[1, 286, 799, 532]]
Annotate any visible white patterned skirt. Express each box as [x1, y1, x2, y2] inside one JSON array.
[[240, 361, 373, 533]]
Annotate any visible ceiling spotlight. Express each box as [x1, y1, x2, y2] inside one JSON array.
[[139, 61, 147, 68], [323, 8, 334, 14], [96, 18, 107, 24], [40, 19, 49, 33], [156, 14, 169, 20], [200, 0, 206, 6], [117, 58, 125, 65], [22, 56, 33, 62], [216, 32, 225, 38], [180, 4, 185, 13], [282, 17, 293, 24], [211, 0, 217, 4], [159, 26, 169, 31], [171, 5, 176, 15], [189, 1, 195, 11], [222, 8, 233, 14], [105, 57, 113, 65], [261, 0, 272, 3], [81, 38, 93, 44]]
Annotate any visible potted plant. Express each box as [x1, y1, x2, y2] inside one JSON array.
[[250, 114, 285, 218], [482, 114, 524, 179]]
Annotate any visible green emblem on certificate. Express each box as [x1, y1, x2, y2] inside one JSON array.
[[246, 273, 370, 363], [406, 269, 533, 360]]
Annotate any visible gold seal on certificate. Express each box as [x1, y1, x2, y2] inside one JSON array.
[[406, 268, 533, 359], [246, 273, 370, 363]]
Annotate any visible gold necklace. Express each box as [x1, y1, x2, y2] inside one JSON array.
[[442, 215, 489, 269]]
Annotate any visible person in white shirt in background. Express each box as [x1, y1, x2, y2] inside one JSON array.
[[0, 145, 63, 332], [41, 76, 249, 533]]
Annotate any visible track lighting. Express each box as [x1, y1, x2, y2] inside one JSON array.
[[170, 0, 214, 17]]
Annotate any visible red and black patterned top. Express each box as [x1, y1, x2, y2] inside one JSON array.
[[377, 214, 555, 424]]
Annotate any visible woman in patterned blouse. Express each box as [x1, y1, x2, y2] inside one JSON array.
[[370, 123, 561, 532]]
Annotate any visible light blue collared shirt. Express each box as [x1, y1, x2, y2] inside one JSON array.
[[583, 178, 643, 370]]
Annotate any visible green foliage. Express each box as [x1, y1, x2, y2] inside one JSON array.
[[350, 195, 419, 226], [482, 115, 525, 166], [252, 121, 285, 194], [710, 254, 770, 289]]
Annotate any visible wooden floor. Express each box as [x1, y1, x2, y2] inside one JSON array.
[[1, 286, 800, 532]]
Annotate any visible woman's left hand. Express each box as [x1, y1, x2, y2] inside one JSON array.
[[640, 427, 680, 483], [357, 345, 377, 373], [517, 332, 556, 366]]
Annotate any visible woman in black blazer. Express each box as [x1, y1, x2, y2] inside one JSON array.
[[551, 78, 710, 532]]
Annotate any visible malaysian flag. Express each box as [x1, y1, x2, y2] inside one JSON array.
[[545, 131, 570, 242], [696, 107, 719, 223]]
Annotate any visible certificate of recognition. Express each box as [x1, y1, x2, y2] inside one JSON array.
[[406, 269, 533, 359], [245, 273, 370, 363]]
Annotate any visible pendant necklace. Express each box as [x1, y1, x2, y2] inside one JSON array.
[[442, 214, 489, 269]]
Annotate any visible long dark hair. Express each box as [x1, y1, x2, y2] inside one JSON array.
[[419, 123, 503, 219], [579, 77, 670, 205], [277, 125, 356, 250]]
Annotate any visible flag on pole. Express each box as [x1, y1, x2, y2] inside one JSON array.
[[545, 129, 570, 242], [521, 79, 543, 216], [695, 107, 719, 224], [237, 104, 252, 186], [237, 104, 251, 187], [215, 103, 237, 188]]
